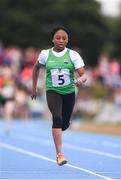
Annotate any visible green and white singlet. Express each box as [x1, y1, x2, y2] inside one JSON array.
[[37, 47, 85, 95], [46, 48, 75, 94]]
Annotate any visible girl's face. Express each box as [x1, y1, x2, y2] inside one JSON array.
[[52, 30, 68, 52]]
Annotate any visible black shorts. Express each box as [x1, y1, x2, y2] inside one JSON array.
[[46, 90, 75, 130]]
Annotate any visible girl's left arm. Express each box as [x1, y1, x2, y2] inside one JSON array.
[[75, 67, 87, 87]]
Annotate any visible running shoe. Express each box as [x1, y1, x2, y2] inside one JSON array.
[[56, 153, 67, 166]]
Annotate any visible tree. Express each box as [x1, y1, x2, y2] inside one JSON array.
[[112, 17, 121, 62], [0, 0, 108, 66]]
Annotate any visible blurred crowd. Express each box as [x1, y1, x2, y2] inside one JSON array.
[[0, 41, 121, 124]]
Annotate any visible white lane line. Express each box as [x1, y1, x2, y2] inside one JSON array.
[[65, 134, 121, 148], [63, 144, 121, 160], [0, 142, 114, 180], [13, 134, 121, 160]]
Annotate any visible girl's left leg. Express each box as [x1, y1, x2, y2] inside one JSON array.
[[62, 92, 75, 131]]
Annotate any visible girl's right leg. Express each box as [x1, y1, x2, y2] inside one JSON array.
[[46, 90, 63, 154], [46, 90, 67, 165]]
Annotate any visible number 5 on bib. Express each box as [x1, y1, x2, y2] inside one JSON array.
[[51, 69, 70, 87]]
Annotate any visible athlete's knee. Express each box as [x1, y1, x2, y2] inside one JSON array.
[[52, 115, 62, 128], [62, 122, 70, 131], [62, 117, 70, 131]]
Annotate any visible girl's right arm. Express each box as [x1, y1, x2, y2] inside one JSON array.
[[31, 61, 41, 100]]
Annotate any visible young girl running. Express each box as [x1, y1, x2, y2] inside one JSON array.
[[31, 26, 86, 166]]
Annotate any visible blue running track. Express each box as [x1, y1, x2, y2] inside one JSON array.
[[0, 119, 121, 180]]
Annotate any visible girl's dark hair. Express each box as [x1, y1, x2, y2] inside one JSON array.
[[52, 26, 69, 38]]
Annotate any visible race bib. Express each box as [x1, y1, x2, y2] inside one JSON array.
[[51, 69, 70, 87]]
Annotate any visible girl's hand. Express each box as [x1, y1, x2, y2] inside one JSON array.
[[75, 75, 87, 87], [31, 89, 38, 100]]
